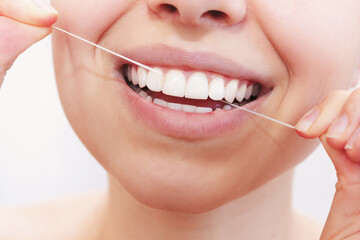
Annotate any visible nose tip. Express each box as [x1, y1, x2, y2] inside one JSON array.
[[147, 0, 246, 27]]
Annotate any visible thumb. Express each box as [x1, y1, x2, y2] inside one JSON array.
[[0, 0, 58, 87], [0, 0, 58, 27], [320, 135, 360, 240], [0, 17, 53, 88]]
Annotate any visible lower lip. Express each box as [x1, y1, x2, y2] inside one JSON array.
[[118, 77, 270, 139]]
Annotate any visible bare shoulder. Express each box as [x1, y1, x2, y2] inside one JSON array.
[[0, 191, 107, 240], [292, 211, 324, 240]]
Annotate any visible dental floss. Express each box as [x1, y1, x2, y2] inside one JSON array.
[[52, 27, 295, 130], [220, 100, 296, 129], [52, 27, 160, 74]]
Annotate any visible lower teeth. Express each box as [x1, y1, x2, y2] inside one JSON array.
[[136, 89, 236, 113]]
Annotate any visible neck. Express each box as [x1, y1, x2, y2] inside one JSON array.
[[99, 170, 295, 240]]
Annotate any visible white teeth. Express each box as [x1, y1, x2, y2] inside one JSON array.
[[127, 65, 261, 112], [154, 98, 166, 107], [196, 107, 212, 113], [138, 67, 147, 88], [127, 65, 132, 82], [185, 72, 209, 100], [236, 83, 247, 102], [131, 66, 139, 85], [168, 102, 182, 111], [224, 79, 239, 103], [162, 70, 186, 97], [146, 67, 163, 92], [182, 104, 197, 113], [245, 84, 253, 100], [156, 100, 213, 114], [222, 105, 232, 110], [209, 76, 225, 100], [139, 91, 147, 99]]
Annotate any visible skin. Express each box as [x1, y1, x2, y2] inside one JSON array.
[[0, 0, 360, 239]]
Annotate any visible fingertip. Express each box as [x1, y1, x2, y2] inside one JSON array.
[[326, 136, 347, 150], [1, 0, 59, 28], [29, 3, 59, 27], [345, 148, 360, 163], [295, 128, 317, 139], [37, 12, 58, 27], [344, 127, 360, 162], [30, 0, 58, 15], [295, 124, 318, 138], [295, 107, 320, 137]]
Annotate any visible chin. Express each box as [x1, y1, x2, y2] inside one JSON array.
[[129, 191, 231, 214], [107, 154, 258, 214], [119, 181, 240, 214]]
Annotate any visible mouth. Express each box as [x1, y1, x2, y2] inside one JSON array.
[[121, 64, 265, 113], [113, 45, 274, 139]]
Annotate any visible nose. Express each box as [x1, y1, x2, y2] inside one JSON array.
[[147, 0, 246, 27]]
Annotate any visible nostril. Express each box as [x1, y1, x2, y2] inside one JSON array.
[[149, 2, 244, 26], [159, 3, 178, 13], [202, 10, 228, 20]]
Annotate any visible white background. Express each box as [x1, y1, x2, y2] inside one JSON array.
[[0, 35, 339, 224]]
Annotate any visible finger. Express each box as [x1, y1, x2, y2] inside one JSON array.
[[326, 89, 360, 151], [0, 0, 58, 27], [295, 90, 350, 138], [320, 134, 360, 240], [0, 17, 52, 88], [320, 182, 360, 240], [320, 134, 360, 183], [345, 127, 360, 162]]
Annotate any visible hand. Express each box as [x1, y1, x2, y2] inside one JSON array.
[[0, 0, 58, 88], [296, 89, 360, 240]]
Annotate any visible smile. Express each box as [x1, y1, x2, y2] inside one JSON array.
[[114, 45, 274, 138], [122, 65, 262, 113]]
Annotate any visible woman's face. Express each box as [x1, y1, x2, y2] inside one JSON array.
[[52, 0, 360, 213]]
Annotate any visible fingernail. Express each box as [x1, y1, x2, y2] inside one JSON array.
[[327, 114, 349, 139], [31, 0, 58, 14], [345, 127, 360, 150], [296, 107, 319, 132]]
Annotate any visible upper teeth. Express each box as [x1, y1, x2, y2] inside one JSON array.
[[163, 70, 187, 97], [185, 72, 209, 100], [126, 65, 260, 103]]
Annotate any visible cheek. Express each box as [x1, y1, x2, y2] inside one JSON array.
[[52, 0, 136, 41], [254, 0, 360, 92], [51, 0, 140, 161]]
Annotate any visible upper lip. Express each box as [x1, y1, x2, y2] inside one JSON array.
[[115, 44, 274, 87]]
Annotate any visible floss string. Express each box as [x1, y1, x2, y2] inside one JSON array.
[[53, 27, 296, 130]]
